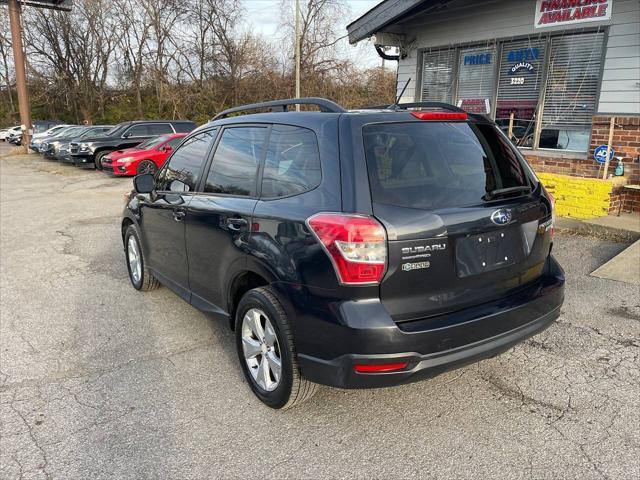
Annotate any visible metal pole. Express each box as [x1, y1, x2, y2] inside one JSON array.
[[602, 116, 615, 180], [294, 0, 301, 111], [8, 0, 32, 152]]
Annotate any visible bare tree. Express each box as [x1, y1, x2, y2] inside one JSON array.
[[0, 8, 15, 114], [113, 0, 152, 118], [24, 0, 118, 122], [0, 0, 395, 125]]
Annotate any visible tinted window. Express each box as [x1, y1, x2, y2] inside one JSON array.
[[167, 137, 184, 149], [261, 125, 321, 198], [156, 130, 216, 192], [147, 123, 173, 135], [363, 122, 528, 210], [173, 122, 196, 133], [204, 127, 266, 196], [125, 125, 148, 137]]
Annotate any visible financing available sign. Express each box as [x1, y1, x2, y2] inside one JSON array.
[[535, 0, 613, 28]]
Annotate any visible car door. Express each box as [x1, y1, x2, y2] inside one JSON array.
[[186, 125, 269, 313], [138, 130, 217, 300]]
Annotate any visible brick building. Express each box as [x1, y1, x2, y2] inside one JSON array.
[[348, 0, 640, 218]]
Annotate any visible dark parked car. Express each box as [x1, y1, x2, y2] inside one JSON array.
[[55, 125, 114, 162], [122, 98, 564, 409], [40, 126, 91, 159], [71, 120, 196, 169]]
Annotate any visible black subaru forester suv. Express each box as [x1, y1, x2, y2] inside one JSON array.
[[122, 98, 564, 409]]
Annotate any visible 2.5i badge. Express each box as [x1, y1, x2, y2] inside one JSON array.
[[402, 261, 431, 272]]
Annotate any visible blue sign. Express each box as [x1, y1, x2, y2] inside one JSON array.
[[594, 145, 614, 164], [507, 48, 540, 62], [464, 53, 492, 65]]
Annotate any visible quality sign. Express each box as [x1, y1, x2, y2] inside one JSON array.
[[535, 0, 613, 28]]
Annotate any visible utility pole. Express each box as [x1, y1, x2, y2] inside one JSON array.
[[294, 0, 301, 111], [8, 0, 32, 152]]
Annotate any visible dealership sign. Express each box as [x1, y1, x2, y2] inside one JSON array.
[[457, 98, 491, 114], [535, 0, 612, 28]]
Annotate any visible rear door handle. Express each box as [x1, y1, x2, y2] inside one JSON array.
[[226, 217, 248, 230], [173, 209, 186, 222]]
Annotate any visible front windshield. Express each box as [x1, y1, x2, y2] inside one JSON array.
[[53, 127, 78, 137], [46, 126, 65, 134], [138, 135, 169, 150], [79, 127, 109, 139], [59, 127, 86, 137]]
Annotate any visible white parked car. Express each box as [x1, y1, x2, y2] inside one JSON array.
[[0, 126, 21, 141]]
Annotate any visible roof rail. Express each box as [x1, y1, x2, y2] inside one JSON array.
[[363, 102, 466, 113], [213, 97, 347, 121]]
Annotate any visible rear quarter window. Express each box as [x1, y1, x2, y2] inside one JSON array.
[[261, 125, 321, 198], [363, 122, 529, 210]]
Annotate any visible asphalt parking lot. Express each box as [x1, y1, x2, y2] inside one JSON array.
[[1, 148, 639, 480]]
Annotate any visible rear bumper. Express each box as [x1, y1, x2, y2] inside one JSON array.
[[290, 255, 564, 389]]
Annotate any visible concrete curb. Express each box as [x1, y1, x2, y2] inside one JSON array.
[[556, 217, 640, 243]]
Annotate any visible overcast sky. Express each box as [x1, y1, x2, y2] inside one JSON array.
[[243, 0, 385, 68]]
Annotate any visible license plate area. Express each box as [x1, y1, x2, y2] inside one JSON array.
[[456, 227, 525, 278]]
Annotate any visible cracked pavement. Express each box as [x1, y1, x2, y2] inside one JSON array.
[[1, 150, 639, 479]]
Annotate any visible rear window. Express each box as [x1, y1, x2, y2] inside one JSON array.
[[363, 122, 529, 210]]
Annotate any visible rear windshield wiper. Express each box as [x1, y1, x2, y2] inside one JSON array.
[[483, 186, 532, 201]]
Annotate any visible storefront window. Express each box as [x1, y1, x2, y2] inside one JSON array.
[[496, 38, 547, 148], [418, 30, 606, 153], [420, 48, 456, 103], [456, 45, 496, 114], [539, 31, 605, 152]]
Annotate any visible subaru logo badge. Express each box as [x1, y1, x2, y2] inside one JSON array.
[[491, 209, 512, 226]]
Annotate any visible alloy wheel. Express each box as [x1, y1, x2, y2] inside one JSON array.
[[127, 236, 142, 284], [241, 308, 282, 392], [139, 162, 156, 175]]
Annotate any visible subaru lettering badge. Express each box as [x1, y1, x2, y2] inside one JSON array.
[[491, 209, 512, 226]]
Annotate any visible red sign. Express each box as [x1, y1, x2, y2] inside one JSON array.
[[535, 0, 612, 28], [457, 98, 491, 114]]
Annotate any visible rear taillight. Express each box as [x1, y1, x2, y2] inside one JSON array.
[[307, 213, 387, 285], [547, 191, 556, 240], [411, 111, 468, 121]]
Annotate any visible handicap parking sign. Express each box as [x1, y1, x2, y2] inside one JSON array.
[[594, 145, 614, 164]]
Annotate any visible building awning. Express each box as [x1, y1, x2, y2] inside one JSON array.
[[346, 0, 452, 44]]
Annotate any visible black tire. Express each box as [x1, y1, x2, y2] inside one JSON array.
[[124, 225, 160, 291], [137, 160, 157, 175], [235, 286, 318, 409], [94, 150, 110, 170]]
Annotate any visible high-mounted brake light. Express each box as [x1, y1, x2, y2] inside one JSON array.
[[307, 213, 387, 285], [411, 111, 468, 121], [354, 362, 408, 373]]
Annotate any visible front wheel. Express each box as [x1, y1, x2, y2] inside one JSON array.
[[124, 225, 160, 291], [94, 150, 110, 170], [137, 160, 157, 175], [235, 287, 318, 409]]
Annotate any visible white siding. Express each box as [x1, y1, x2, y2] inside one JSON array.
[[599, 0, 640, 113], [391, 0, 640, 113]]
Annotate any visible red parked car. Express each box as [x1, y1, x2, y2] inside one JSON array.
[[101, 133, 186, 176]]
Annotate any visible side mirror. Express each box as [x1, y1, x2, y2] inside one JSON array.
[[123, 131, 132, 138], [162, 145, 172, 152], [133, 173, 155, 194]]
